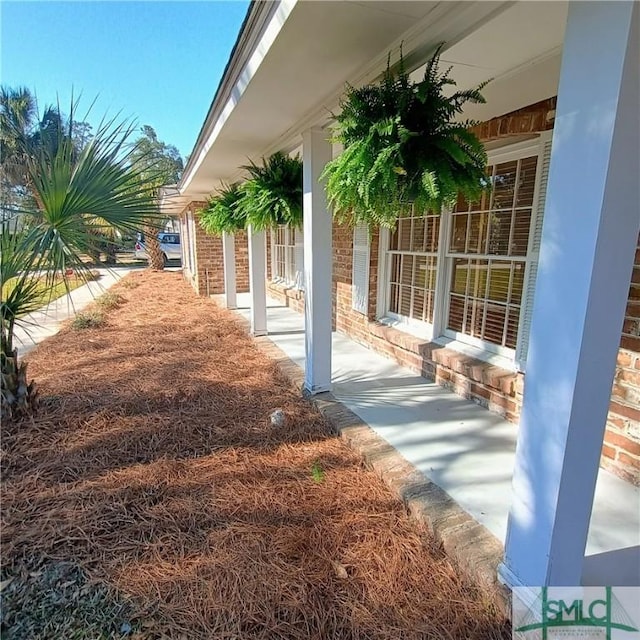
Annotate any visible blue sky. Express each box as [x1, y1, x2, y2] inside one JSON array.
[[0, 1, 250, 158]]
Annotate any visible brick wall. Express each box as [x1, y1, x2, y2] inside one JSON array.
[[333, 224, 380, 334], [330, 224, 639, 485], [328, 99, 553, 420], [234, 230, 250, 294], [331, 221, 524, 418], [470, 97, 556, 142], [180, 201, 250, 296], [194, 209, 224, 297], [602, 238, 640, 484]]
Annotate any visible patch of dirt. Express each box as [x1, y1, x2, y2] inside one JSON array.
[[1, 271, 511, 639]]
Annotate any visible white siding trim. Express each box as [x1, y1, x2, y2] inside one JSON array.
[[515, 131, 553, 370], [294, 226, 304, 289], [376, 227, 390, 319], [352, 224, 370, 315]]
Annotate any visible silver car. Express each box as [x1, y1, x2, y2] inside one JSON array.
[[135, 232, 181, 265]]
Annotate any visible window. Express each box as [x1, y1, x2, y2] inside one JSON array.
[[445, 155, 538, 353], [386, 206, 440, 326], [378, 134, 551, 368], [271, 225, 303, 288]]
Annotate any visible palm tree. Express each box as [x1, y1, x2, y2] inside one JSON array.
[[1, 112, 160, 419], [130, 126, 184, 270], [0, 87, 37, 171], [1, 86, 38, 224]]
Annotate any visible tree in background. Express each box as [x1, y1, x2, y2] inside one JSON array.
[[1, 87, 95, 237], [1, 86, 39, 223], [129, 125, 184, 270]]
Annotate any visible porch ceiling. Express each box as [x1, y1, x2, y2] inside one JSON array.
[[177, 0, 568, 205]]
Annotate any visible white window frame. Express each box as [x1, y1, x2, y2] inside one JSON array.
[[380, 209, 443, 338], [377, 132, 552, 371], [187, 212, 197, 275], [180, 217, 189, 271], [270, 225, 303, 289]]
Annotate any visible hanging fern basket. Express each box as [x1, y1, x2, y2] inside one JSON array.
[[322, 45, 490, 229], [198, 152, 303, 236], [198, 182, 246, 235], [238, 151, 303, 231]]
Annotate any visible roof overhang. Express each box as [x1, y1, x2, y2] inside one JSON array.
[[158, 184, 189, 216], [172, 0, 568, 208]]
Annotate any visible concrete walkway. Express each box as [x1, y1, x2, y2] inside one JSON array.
[[13, 267, 139, 357], [218, 292, 640, 587]]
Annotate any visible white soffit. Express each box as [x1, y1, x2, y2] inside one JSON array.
[[181, 0, 569, 199], [436, 1, 569, 120]]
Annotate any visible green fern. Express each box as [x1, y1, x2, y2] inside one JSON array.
[[322, 44, 490, 228], [238, 151, 303, 231], [198, 182, 246, 235]]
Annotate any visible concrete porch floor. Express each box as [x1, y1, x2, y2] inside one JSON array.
[[215, 292, 640, 586]]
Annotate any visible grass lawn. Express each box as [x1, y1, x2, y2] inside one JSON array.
[[0, 271, 510, 640], [2, 271, 100, 308]]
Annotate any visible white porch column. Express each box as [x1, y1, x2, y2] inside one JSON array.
[[501, 1, 639, 588], [302, 127, 333, 394], [248, 225, 267, 336], [222, 232, 237, 310]]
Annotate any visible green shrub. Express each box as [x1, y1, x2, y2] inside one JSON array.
[[96, 292, 125, 311], [71, 311, 105, 330], [120, 278, 140, 290], [311, 461, 325, 484]]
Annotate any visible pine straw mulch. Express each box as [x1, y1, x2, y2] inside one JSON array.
[[1, 271, 511, 640]]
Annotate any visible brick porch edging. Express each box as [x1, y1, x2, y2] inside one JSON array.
[[229, 315, 512, 618]]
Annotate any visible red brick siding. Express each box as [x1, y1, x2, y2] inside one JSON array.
[[331, 223, 523, 421], [470, 97, 556, 142], [234, 230, 250, 294], [194, 224, 224, 296], [330, 222, 639, 484], [180, 202, 250, 296], [602, 238, 640, 484], [333, 223, 381, 340], [326, 99, 638, 485]]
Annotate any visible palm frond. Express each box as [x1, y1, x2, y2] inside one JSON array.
[[21, 122, 159, 279], [0, 232, 45, 324]]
